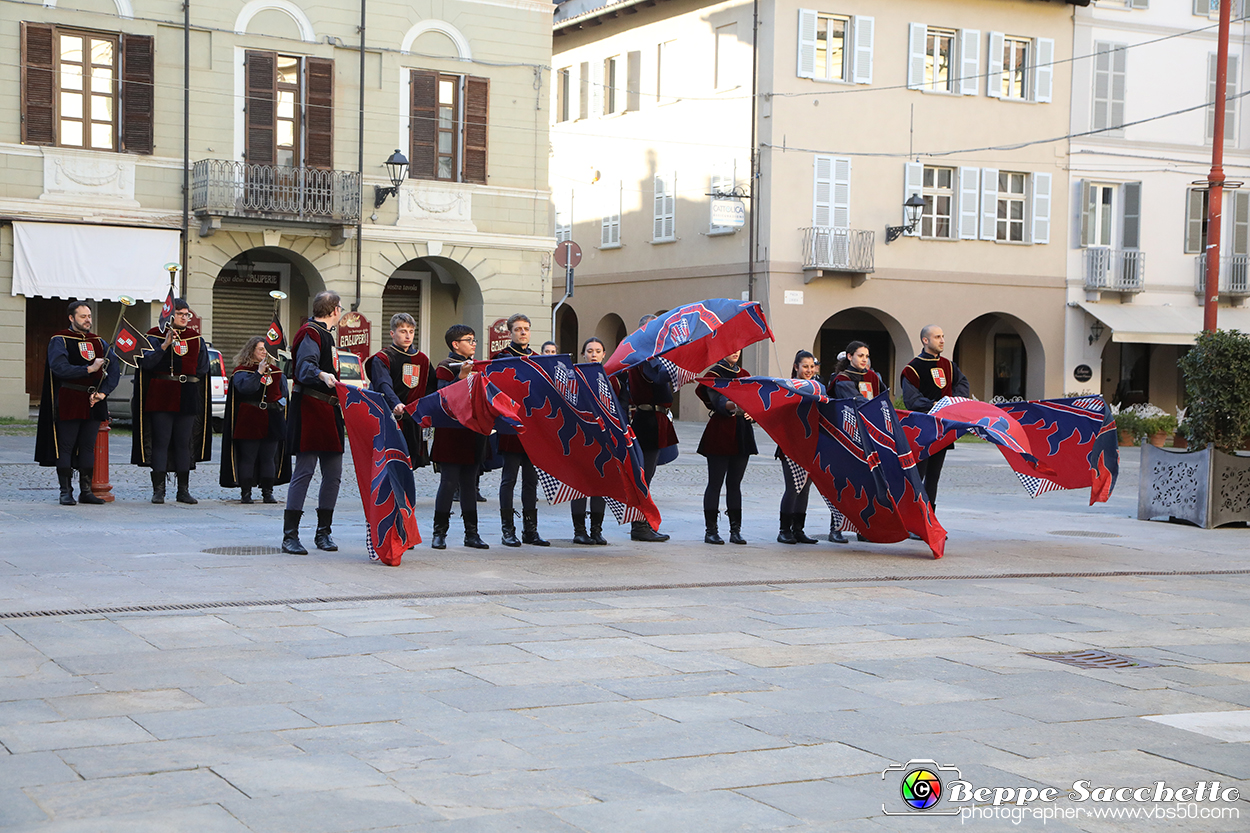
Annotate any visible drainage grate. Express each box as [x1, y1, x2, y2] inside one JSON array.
[[1025, 650, 1159, 669], [1049, 530, 1122, 539], [202, 546, 284, 556]]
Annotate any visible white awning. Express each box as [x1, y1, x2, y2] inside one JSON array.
[[1078, 301, 1250, 345], [12, 222, 178, 303]]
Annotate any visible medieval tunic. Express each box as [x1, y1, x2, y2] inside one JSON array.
[[220, 362, 291, 488], [901, 353, 969, 412], [287, 321, 344, 454], [366, 345, 431, 468], [131, 325, 211, 470], [832, 367, 886, 402], [696, 361, 758, 458], [34, 329, 120, 469], [430, 354, 490, 465], [491, 342, 533, 456], [624, 362, 679, 452]]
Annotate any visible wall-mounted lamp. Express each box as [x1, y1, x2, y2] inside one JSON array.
[[1088, 320, 1105, 345], [374, 149, 410, 208], [885, 193, 927, 244]]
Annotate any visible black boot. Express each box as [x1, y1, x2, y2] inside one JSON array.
[[522, 511, 550, 546], [704, 509, 724, 545], [728, 508, 746, 545], [476, 488, 487, 502], [501, 510, 521, 547], [77, 470, 104, 505], [829, 517, 848, 544], [631, 520, 669, 542], [463, 509, 489, 549], [431, 510, 450, 550], [282, 510, 308, 554], [793, 513, 819, 544], [260, 477, 277, 504], [777, 512, 797, 544], [175, 472, 197, 505], [151, 471, 166, 504], [314, 508, 337, 551], [57, 468, 76, 505], [240, 482, 254, 504], [589, 511, 608, 545], [572, 513, 594, 545]]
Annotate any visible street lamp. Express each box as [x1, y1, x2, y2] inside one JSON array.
[[374, 149, 410, 208], [885, 193, 927, 244], [1088, 320, 1105, 345]]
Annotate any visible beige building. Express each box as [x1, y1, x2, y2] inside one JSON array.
[[552, 0, 1082, 418], [1, 0, 554, 418]]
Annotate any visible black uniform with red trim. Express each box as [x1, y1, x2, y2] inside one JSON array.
[[624, 362, 679, 452], [491, 342, 533, 456], [130, 325, 211, 467], [220, 361, 291, 487], [900, 352, 969, 413], [34, 329, 120, 467], [696, 360, 758, 457], [366, 345, 431, 468], [287, 320, 344, 454], [430, 354, 489, 465], [832, 367, 886, 401]]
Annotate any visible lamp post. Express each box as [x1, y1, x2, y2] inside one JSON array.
[[374, 150, 410, 208], [885, 193, 927, 244], [1203, 0, 1235, 332]]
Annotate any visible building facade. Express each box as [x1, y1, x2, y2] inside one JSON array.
[[552, 0, 1082, 419], [2, 0, 553, 418], [1066, 0, 1250, 413]]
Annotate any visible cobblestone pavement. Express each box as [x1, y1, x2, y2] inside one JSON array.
[[0, 424, 1247, 831]]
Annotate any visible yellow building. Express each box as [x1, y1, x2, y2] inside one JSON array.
[[1, 0, 554, 417], [552, 0, 1082, 418]]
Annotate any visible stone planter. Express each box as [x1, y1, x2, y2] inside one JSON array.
[[1138, 444, 1250, 528], [1118, 429, 1136, 447], [1148, 430, 1168, 448], [1173, 435, 1188, 450]]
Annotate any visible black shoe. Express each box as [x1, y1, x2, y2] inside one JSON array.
[[728, 509, 746, 545], [314, 509, 337, 551], [589, 511, 608, 545], [793, 513, 819, 544], [908, 531, 923, 541], [175, 472, 197, 505], [282, 510, 308, 554], [476, 489, 487, 503], [777, 512, 797, 545], [240, 486, 254, 505], [857, 533, 869, 542], [462, 511, 489, 549], [572, 515, 594, 545], [704, 509, 724, 545], [501, 514, 521, 547], [631, 521, 669, 542], [151, 471, 166, 504], [829, 527, 848, 544], [431, 510, 450, 550], [57, 468, 76, 506], [522, 512, 550, 546], [260, 477, 278, 504]]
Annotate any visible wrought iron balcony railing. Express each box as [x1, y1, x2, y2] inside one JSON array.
[[801, 227, 875, 274], [1194, 253, 1250, 297], [191, 160, 362, 226], [1083, 247, 1144, 293]]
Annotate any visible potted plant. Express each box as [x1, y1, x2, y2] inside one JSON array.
[[1131, 404, 1178, 448], [1112, 406, 1140, 447], [1139, 329, 1250, 528], [1174, 408, 1188, 450]]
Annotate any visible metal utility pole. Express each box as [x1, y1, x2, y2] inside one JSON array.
[[353, 0, 366, 312], [181, 0, 190, 295], [1203, 0, 1234, 332]]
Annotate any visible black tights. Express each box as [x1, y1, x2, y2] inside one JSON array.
[[436, 463, 479, 518], [149, 411, 194, 473], [917, 446, 948, 506], [704, 454, 748, 514], [499, 452, 537, 517], [55, 419, 100, 469], [235, 438, 278, 485], [780, 454, 812, 515]]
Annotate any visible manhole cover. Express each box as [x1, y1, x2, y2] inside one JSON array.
[[1024, 650, 1159, 669], [1048, 530, 1121, 539], [202, 546, 284, 556]]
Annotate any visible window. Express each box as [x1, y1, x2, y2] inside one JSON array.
[[601, 180, 621, 248], [925, 28, 956, 92], [907, 25, 978, 95], [1000, 37, 1030, 100], [921, 166, 955, 238], [246, 51, 334, 169], [1084, 184, 1116, 247], [275, 56, 300, 167], [1207, 53, 1238, 144], [657, 40, 676, 104], [410, 70, 489, 183], [987, 33, 1053, 102], [603, 55, 621, 115], [653, 172, 676, 242], [715, 24, 739, 89], [556, 67, 571, 123], [1195, 0, 1243, 19], [798, 10, 872, 84], [21, 23, 153, 153], [555, 193, 572, 243], [996, 172, 1027, 242], [1092, 43, 1126, 135]]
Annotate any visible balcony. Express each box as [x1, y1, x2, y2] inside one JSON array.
[[191, 160, 361, 237], [1194, 254, 1250, 299], [801, 227, 875, 283], [1083, 248, 1144, 294]]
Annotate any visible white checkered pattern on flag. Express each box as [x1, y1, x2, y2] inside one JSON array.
[[1071, 397, 1105, 413], [1012, 470, 1064, 498], [657, 357, 699, 390], [536, 467, 586, 505], [842, 409, 860, 443], [606, 499, 644, 525], [930, 396, 973, 413], [820, 494, 859, 534], [364, 532, 379, 561], [783, 455, 809, 492]]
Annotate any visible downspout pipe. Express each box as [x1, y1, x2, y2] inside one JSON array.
[[353, 0, 366, 312], [181, 0, 190, 296]]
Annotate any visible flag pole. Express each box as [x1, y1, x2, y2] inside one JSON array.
[[161, 262, 181, 333]]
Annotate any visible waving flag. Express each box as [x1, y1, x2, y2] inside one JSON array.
[[157, 286, 176, 333], [477, 355, 660, 529], [265, 312, 286, 353], [337, 384, 421, 566], [407, 373, 523, 435], [604, 299, 773, 383], [111, 317, 150, 368]]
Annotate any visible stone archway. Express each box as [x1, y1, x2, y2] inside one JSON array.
[[210, 246, 325, 362], [382, 255, 484, 357], [556, 305, 579, 354], [953, 312, 1046, 401], [595, 313, 627, 356], [813, 307, 909, 387]]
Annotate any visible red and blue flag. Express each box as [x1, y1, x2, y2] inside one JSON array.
[[407, 372, 523, 435], [157, 286, 176, 333], [337, 384, 421, 566], [604, 299, 773, 383]]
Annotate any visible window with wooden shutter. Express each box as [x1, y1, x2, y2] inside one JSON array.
[[304, 57, 333, 169], [463, 76, 489, 184], [409, 70, 438, 180], [121, 34, 154, 154], [21, 22, 56, 146], [245, 50, 277, 166]]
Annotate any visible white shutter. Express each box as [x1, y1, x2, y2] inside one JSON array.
[[1080, 180, 1093, 247], [1031, 172, 1051, 244], [907, 23, 927, 90], [832, 157, 851, 230], [813, 156, 833, 227], [980, 167, 999, 240], [653, 173, 675, 240], [1232, 190, 1249, 256], [960, 29, 980, 96], [601, 181, 620, 247], [987, 32, 1005, 98], [798, 9, 818, 79], [591, 66, 603, 117], [578, 62, 589, 120], [626, 51, 641, 111], [903, 162, 923, 237], [1185, 189, 1205, 254], [958, 167, 980, 239], [852, 16, 873, 84], [1034, 37, 1055, 103], [1122, 182, 1142, 250]]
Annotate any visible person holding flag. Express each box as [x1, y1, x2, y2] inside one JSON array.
[[901, 324, 969, 508], [492, 313, 548, 547], [220, 336, 289, 504], [429, 324, 490, 550], [776, 351, 825, 545], [832, 342, 886, 401], [282, 291, 345, 555], [34, 301, 121, 505], [622, 314, 676, 542], [569, 337, 611, 545], [696, 349, 756, 545], [132, 298, 211, 504], [365, 313, 430, 470]]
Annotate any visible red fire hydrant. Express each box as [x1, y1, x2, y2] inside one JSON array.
[[91, 419, 115, 502]]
